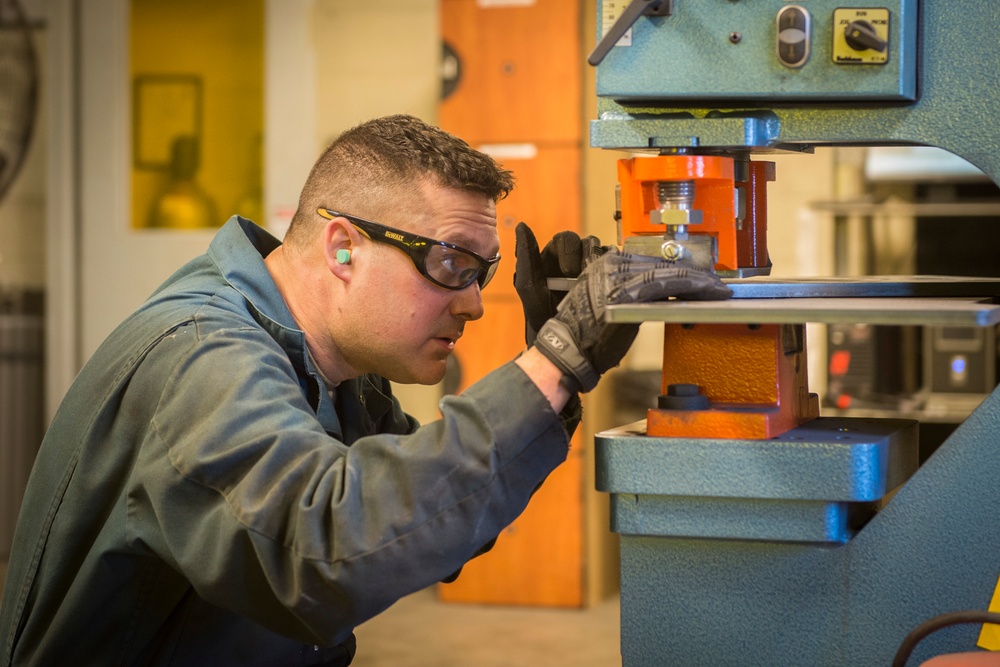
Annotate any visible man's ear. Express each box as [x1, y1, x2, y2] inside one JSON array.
[[322, 215, 361, 281]]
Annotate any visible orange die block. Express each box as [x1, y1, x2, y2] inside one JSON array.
[[646, 323, 820, 440]]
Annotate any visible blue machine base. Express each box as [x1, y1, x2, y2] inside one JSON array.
[[599, 395, 1000, 666]]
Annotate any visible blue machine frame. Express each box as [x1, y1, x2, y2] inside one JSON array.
[[591, 1, 1000, 665], [592, 1, 1000, 184]]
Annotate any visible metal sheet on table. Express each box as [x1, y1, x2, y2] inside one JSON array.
[[548, 276, 1000, 298], [605, 297, 1000, 326], [728, 276, 1000, 299]]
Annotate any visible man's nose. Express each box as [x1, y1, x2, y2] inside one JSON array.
[[452, 282, 485, 321]]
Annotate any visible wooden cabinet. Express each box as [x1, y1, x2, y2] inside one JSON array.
[[491, 146, 582, 293], [445, 297, 587, 608], [437, 0, 600, 608], [440, 0, 581, 144], [450, 296, 523, 392]]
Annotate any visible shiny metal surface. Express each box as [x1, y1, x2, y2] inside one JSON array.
[[605, 297, 1000, 326], [548, 275, 1000, 298], [597, 417, 919, 503], [555, 275, 1000, 326], [728, 276, 1000, 299]]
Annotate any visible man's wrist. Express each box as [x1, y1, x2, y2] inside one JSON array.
[[514, 346, 573, 412]]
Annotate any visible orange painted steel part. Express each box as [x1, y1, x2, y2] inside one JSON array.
[[616, 155, 773, 272], [646, 323, 820, 440], [618, 155, 796, 439]]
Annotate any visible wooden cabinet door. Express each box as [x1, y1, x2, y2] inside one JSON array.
[[442, 295, 585, 608], [440, 0, 581, 144], [441, 180, 588, 606], [439, 0, 588, 609], [487, 145, 583, 296], [451, 295, 525, 393], [438, 432, 585, 607]]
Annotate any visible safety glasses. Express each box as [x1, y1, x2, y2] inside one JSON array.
[[317, 208, 500, 290]]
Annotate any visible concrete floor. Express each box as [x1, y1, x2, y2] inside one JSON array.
[[353, 587, 622, 667], [0, 560, 622, 665]]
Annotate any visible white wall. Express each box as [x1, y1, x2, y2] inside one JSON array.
[[310, 0, 440, 143]]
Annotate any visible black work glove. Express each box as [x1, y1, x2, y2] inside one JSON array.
[[533, 249, 733, 393], [514, 222, 607, 347]]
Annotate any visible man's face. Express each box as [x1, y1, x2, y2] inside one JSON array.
[[334, 180, 500, 385]]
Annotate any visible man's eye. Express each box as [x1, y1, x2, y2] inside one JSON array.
[[438, 249, 472, 274]]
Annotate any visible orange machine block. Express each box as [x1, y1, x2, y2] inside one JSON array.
[[617, 155, 774, 273], [618, 155, 737, 270], [647, 323, 820, 440]]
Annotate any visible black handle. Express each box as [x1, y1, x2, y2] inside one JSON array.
[[844, 20, 887, 52], [588, 0, 673, 67]]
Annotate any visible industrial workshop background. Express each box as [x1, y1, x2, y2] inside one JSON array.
[[12, 0, 997, 622], [0, 0, 43, 563], [0, 0, 841, 606]]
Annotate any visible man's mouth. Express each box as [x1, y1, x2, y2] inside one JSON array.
[[435, 332, 462, 350]]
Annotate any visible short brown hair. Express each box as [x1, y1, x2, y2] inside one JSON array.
[[285, 115, 514, 247]]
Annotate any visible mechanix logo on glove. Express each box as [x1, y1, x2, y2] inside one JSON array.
[[540, 329, 568, 352]]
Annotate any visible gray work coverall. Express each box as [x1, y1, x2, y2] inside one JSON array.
[[0, 217, 573, 666]]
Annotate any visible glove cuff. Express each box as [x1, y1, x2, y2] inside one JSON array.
[[534, 319, 600, 393]]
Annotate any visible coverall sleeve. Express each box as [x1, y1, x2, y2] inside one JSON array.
[[126, 319, 571, 646]]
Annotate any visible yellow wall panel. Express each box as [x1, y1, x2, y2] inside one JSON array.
[[130, 0, 263, 229]]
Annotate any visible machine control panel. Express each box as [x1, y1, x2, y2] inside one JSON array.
[[594, 0, 917, 103]]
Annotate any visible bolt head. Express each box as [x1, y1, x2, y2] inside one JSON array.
[[661, 241, 687, 261]]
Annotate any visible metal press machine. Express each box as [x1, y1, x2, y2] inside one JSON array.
[[587, 1, 1000, 665]]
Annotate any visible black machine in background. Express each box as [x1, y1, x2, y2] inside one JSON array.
[[825, 172, 1000, 459]]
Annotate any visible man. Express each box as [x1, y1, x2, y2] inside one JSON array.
[[0, 115, 730, 666]]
